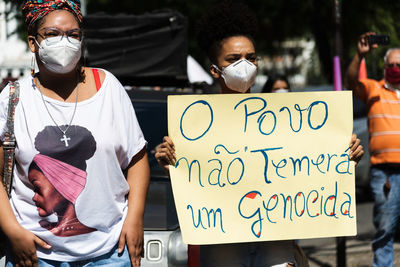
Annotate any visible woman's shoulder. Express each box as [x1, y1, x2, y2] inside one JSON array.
[[85, 67, 131, 104], [86, 67, 121, 84], [90, 68, 127, 95], [83, 67, 127, 99], [85, 67, 107, 85]]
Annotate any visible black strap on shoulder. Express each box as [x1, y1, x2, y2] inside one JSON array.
[[2, 81, 19, 198]]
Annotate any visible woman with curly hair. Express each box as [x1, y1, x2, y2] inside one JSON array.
[[156, 1, 362, 266]]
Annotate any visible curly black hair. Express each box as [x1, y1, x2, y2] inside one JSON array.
[[34, 125, 97, 171], [196, 0, 258, 64]]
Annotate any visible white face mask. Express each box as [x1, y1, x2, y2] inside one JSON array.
[[273, 88, 290, 93], [36, 36, 82, 74], [213, 59, 258, 93]]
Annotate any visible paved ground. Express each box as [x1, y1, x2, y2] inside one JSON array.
[[299, 201, 400, 267], [301, 238, 400, 267]]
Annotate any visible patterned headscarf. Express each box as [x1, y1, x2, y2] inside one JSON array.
[[22, 0, 83, 32]]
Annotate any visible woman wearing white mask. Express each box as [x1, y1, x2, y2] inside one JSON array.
[[156, 1, 363, 266], [262, 74, 291, 94], [0, 1, 149, 267]]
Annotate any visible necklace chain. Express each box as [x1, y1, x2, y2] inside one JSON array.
[[34, 77, 78, 145]]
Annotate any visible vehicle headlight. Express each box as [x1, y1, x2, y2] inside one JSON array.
[[168, 229, 187, 266]]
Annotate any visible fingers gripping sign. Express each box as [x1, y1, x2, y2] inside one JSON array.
[[348, 133, 364, 166], [155, 136, 176, 173]]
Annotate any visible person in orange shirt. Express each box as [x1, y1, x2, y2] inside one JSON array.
[[345, 32, 400, 267]]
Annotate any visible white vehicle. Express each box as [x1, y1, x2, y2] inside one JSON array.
[[130, 90, 201, 267]]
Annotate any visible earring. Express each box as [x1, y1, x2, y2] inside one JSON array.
[[30, 55, 35, 77]]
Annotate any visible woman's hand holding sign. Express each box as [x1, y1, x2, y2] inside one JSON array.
[[155, 136, 176, 173]]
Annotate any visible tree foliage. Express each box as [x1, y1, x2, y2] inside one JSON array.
[[7, 0, 400, 82], [86, 0, 400, 82]]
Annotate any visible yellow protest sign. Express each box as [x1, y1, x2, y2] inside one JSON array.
[[168, 91, 356, 245]]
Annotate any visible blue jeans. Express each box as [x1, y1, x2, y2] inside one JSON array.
[[370, 165, 400, 267], [6, 244, 131, 267]]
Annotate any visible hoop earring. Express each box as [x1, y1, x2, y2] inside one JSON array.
[[30, 55, 35, 77]]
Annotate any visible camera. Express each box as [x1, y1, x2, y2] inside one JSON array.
[[368, 34, 390, 46]]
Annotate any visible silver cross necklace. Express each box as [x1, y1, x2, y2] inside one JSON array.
[[35, 77, 78, 147]]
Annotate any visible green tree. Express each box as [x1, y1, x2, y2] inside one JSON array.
[[8, 0, 400, 83]]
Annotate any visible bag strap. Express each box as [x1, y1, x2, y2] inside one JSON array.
[[2, 81, 19, 199]]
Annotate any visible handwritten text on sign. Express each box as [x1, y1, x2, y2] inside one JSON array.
[[168, 91, 356, 245]]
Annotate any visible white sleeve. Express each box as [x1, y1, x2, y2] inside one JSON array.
[[110, 74, 147, 170]]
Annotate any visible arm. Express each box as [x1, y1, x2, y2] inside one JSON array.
[[155, 136, 176, 175], [118, 146, 150, 267], [0, 145, 51, 267], [344, 52, 364, 93], [344, 32, 377, 96]]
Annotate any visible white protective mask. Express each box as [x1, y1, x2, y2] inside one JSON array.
[[36, 36, 82, 74], [273, 88, 290, 93], [213, 59, 258, 93]]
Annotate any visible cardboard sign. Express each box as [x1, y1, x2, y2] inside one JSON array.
[[168, 91, 356, 245]]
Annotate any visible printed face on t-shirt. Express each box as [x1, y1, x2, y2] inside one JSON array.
[[28, 168, 67, 217], [28, 125, 98, 237]]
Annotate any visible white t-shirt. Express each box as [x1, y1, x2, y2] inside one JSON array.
[[0, 69, 146, 261]]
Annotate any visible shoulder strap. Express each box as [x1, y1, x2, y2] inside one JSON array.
[[2, 81, 20, 198], [92, 68, 101, 91]]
